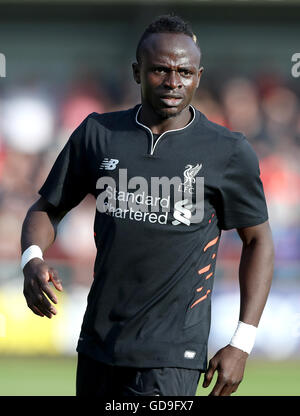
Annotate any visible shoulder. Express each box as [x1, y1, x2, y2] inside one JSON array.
[[195, 108, 245, 145], [194, 109, 260, 171], [85, 106, 136, 131], [67, 106, 137, 151], [67, 107, 137, 150]]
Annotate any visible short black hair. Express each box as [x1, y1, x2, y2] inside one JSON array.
[[136, 14, 200, 63]]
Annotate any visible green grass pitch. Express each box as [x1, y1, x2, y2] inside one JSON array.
[[0, 357, 299, 396]]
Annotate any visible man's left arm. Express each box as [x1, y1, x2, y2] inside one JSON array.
[[202, 220, 274, 396]]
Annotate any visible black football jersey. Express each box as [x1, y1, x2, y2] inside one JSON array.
[[39, 105, 268, 370]]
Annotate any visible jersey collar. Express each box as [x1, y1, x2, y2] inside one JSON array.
[[134, 104, 197, 137], [134, 105, 198, 156]]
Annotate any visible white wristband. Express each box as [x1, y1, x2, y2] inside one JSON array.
[[229, 320, 257, 354], [21, 245, 44, 270]]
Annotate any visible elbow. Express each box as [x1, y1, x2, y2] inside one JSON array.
[[244, 226, 275, 267], [239, 221, 275, 263]]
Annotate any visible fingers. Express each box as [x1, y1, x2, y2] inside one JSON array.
[[40, 272, 58, 304], [23, 262, 62, 319], [203, 358, 239, 396], [210, 381, 239, 396], [219, 382, 239, 396], [203, 358, 217, 388], [29, 279, 57, 318], [48, 268, 63, 292], [208, 371, 241, 396], [208, 371, 225, 396], [26, 298, 49, 318], [30, 305, 45, 317]]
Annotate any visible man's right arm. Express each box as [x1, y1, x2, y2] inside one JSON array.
[[21, 197, 68, 319]]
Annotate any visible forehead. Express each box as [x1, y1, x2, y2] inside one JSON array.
[[140, 32, 201, 67]]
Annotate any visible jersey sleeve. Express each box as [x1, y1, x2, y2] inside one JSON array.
[[218, 135, 268, 230], [38, 117, 91, 211]]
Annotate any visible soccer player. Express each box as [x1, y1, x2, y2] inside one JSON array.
[[21, 15, 274, 396]]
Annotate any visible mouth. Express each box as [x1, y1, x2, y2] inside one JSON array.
[[159, 95, 183, 107]]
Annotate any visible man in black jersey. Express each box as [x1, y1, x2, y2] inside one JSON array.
[[21, 15, 274, 396]]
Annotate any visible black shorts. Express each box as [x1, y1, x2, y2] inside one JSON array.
[[76, 353, 201, 396]]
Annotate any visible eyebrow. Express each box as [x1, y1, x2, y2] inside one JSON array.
[[151, 63, 197, 70]]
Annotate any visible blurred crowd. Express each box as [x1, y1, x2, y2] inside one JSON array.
[[1, 72, 300, 286]]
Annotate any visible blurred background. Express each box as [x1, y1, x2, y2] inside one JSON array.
[[0, 0, 300, 396]]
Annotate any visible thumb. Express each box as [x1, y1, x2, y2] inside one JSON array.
[[203, 359, 217, 388], [48, 268, 63, 291]]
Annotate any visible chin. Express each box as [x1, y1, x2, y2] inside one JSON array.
[[156, 106, 181, 119]]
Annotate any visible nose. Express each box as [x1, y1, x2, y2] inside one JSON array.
[[164, 70, 182, 89]]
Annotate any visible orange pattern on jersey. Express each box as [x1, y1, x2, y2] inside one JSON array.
[[198, 264, 211, 275], [203, 236, 219, 252], [205, 272, 213, 280], [192, 232, 219, 308], [190, 290, 211, 309]]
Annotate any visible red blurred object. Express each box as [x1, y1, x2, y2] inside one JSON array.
[[62, 95, 105, 131]]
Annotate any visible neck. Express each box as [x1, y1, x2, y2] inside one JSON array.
[[138, 103, 193, 135]]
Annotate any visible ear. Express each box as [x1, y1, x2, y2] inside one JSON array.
[[132, 62, 141, 84], [196, 66, 204, 88]]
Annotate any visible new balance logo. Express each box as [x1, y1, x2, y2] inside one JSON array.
[[100, 158, 119, 170], [172, 199, 195, 226]]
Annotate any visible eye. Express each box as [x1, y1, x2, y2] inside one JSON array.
[[153, 67, 167, 74], [180, 69, 192, 76]]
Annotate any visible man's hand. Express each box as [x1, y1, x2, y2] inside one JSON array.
[[202, 345, 248, 396], [23, 258, 63, 319]]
